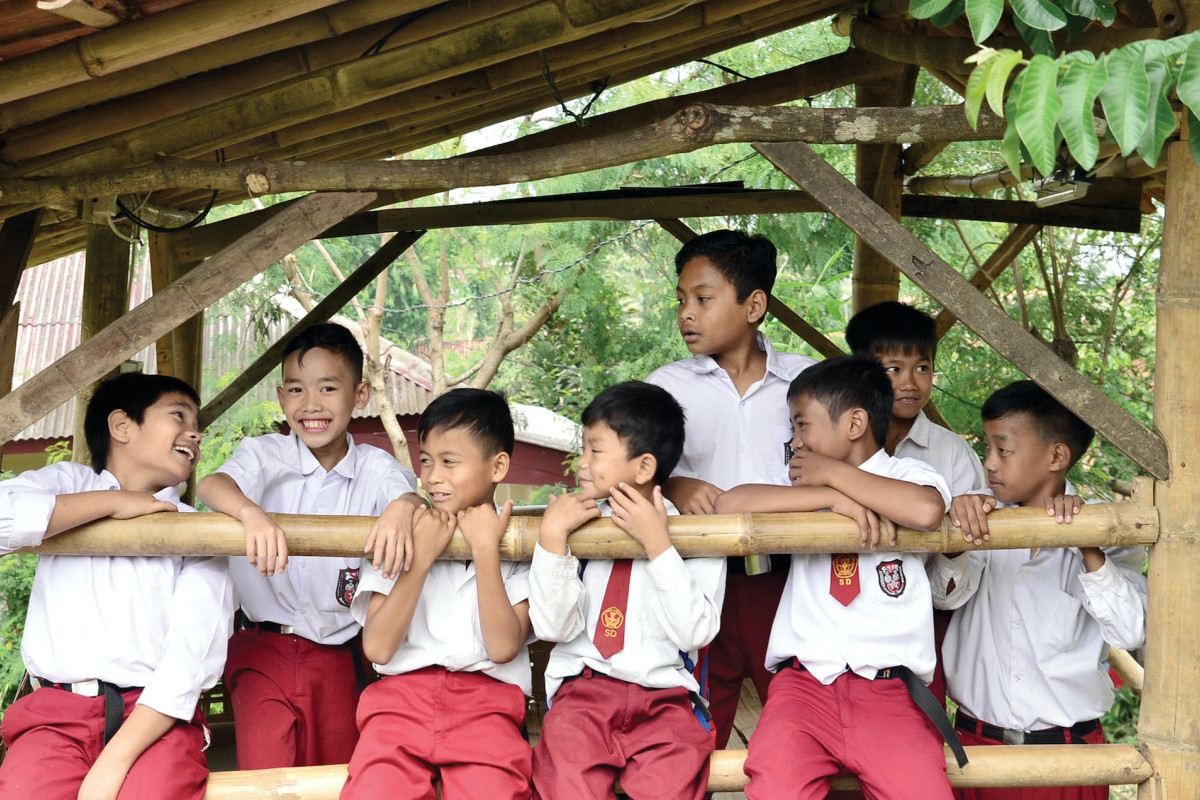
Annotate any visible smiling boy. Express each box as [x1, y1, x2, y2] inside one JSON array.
[[197, 323, 421, 770], [341, 388, 533, 800], [529, 381, 725, 800], [0, 373, 233, 800]]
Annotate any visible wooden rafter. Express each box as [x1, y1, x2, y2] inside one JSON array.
[[0, 192, 376, 444], [199, 229, 425, 429], [0, 209, 42, 308], [755, 140, 1169, 478]]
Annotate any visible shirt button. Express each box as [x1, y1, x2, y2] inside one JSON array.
[[1014, 619, 1022, 628]]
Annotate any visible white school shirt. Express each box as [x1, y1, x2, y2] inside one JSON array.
[[894, 410, 986, 496], [929, 492, 1147, 730], [529, 498, 726, 701], [217, 432, 418, 645], [646, 333, 816, 490], [0, 462, 234, 722], [352, 537, 533, 694], [765, 450, 952, 685]]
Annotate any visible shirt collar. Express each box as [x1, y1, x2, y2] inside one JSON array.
[[292, 431, 358, 478], [859, 448, 891, 473], [97, 469, 182, 504], [898, 410, 933, 449], [680, 332, 783, 379]]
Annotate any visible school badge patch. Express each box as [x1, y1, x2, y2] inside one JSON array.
[[600, 606, 625, 633], [336, 567, 360, 608], [876, 559, 906, 597]]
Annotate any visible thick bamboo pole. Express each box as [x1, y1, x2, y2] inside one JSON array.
[[21, 503, 1157, 559], [201, 744, 1152, 798], [1138, 136, 1200, 798]]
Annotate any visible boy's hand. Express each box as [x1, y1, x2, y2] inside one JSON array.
[[1047, 494, 1082, 524], [788, 449, 841, 488], [457, 500, 512, 560], [77, 754, 130, 800], [107, 491, 178, 520], [409, 507, 457, 570], [540, 492, 600, 555], [610, 483, 672, 559], [364, 494, 424, 579], [663, 477, 722, 515], [949, 493, 997, 545], [240, 505, 288, 577], [828, 492, 896, 550]]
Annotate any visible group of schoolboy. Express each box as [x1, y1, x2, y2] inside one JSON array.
[[0, 228, 1146, 800]]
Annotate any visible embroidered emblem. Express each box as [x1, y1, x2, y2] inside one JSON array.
[[876, 559, 906, 597], [336, 567, 360, 608], [599, 606, 625, 636], [832, 554, 858, 581]]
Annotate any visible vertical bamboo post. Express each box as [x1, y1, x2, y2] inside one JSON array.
[[851, 67, 917, 312], [73, 221, 132, 466], [1138, 137, 1200, 799], [148, 231, 204, 391]]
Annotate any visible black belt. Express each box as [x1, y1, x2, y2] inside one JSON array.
[[786, 659, 969, 768], [241, 619, 295, 635], [956, 712, 1100, 745], [31, 677, 134, 745]]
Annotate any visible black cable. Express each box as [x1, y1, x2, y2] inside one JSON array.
[[116, 190, 218, 234], [697, 58, 750, 81]]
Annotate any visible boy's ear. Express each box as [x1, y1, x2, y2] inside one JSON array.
[[108, 409, 134, 444], [844, 407, 871, 442], [745, 288, 769, 326], [490, 450, 511, 483], [354, 379, 372, 410], [1048, 441, 1072, 473], [633, 453, 658, 485]]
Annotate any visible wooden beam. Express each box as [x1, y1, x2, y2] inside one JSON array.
[[0, 302, 19, 399], [756, 141, 1170, 479], [0, 192, 375, 445], [200, 229, 425, 428], [24, 503, 1158, 559], [0, 210, 43, 308], [934, 223, 1042, 338], [148, 231, 203, 392], [0, 105, 1014, 207], [654, 218, 845, 359], [200, 743, 1151, 797], [0, 0, 350, 106], [901, 195, 1143, 233], [36, 0, 121, 28], [1140, 137, 1200, 798]]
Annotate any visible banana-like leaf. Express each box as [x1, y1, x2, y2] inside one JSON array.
[[1176, 36, 1200, 110], [1015, 54, 1064, 176], [1060, 0, 1116, 26], [1013, 18, 1058, 57], [1056, 53, 1105, 169], [1002, 75, 1027, 178], [930, 0, 967, 28], [909, 0, 957, 19], [1099, 46, 1150, 154], [987, 50, 1025, 116], [1010, 0, 1068, 32], [966, 0, 1005, 43], [964, 58, 992, 129], [1189, 109, 1200, 167], [1137, 85, 1177, 168]]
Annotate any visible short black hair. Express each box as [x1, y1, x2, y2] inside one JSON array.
[[786, 356, 893, 448], [675, 229, 777, 303], [282, 322, 364, 383], [982, 380, 1094, 469], [845, 301, 937, 362], [581, 381, 685, 486], [84, 373, 201, 474], [417, 388, 515, 456]]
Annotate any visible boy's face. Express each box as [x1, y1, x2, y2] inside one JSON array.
[[982, 412, 1063, 505], [675, 256, 758, 357], [419, 425, 508, 514], [277, 347, 369, 467], [120, 391, 201, 492], [788, 393, 853, 462], [576, 421, 645, 502], [877, 347, 933, 422]]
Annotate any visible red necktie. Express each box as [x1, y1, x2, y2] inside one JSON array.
[[830, 554, 860, 606], [593, 560, 632, 658]]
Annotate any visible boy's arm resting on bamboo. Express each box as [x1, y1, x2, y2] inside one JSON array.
[[196, 472, 288, 576], [78, 705, 177, 800], [661, 476, 722, 515], [715, 483, 894, 550], [457, 501, 531, 664], [364, 491, 427, 580], [528, 492, 599, 642], [361, 506, 456, 665], [788, 448, 946, 531]]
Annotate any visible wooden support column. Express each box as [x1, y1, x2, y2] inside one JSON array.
[[0, 192, 376, 443], [934, 223, 1042, 338], [1138, 138, 1200, 799], [755, 141, 1170, 478], [0, 209, 42, 311], [655, 218, 845, 359], [73, 222, 132, 466], [149, 231, 204, 392], [852, 66, 918, 312], [0, 302, 19, 400]]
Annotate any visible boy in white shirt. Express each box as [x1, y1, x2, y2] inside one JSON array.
[[197, 323, 421, 769], [931, 381, 1147, 800], [646, 229, 815, 748], [0, 373, 234, 800], [716, 356, 959, 800], [530, 381, 725, 800], [341, 388, 533, 800]]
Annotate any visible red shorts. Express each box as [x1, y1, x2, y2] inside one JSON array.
[[744, 665, 953, 800], [223, 627, 361, 769], [342, 668, 532, 800], [532, 670, 712, 800], [0, 686, 208, 800], [954, 717, 1107, 800]]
